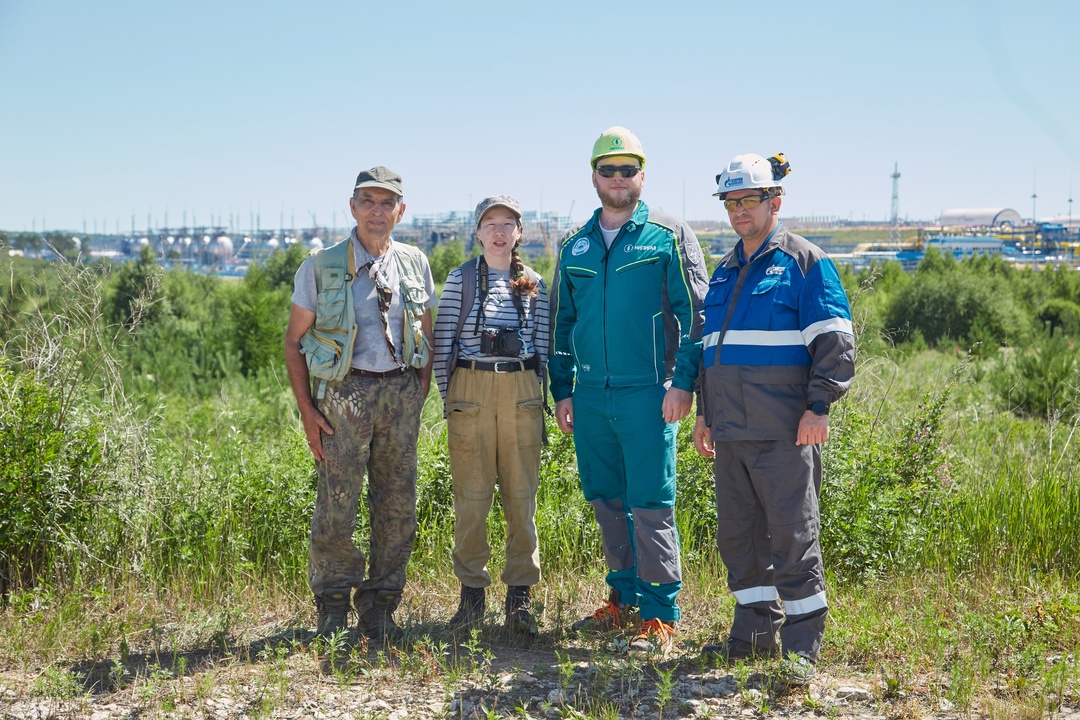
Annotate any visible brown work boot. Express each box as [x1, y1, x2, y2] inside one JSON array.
[[357, 590, 403, 643], [314, 586, 351, 639], [504, 586, 537, 636], [449, 585, 486, 626], [628, 618, 675, 658], [570, 589, 638, 636]]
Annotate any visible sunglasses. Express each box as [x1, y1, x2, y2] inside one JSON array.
[[722, 194, 769, 211], [595, 165, 641, 179]]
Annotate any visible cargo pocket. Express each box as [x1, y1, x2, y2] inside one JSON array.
[[447, 400, 481, 452], [515, 396, 544, 450], [300, 331, 341, 376]]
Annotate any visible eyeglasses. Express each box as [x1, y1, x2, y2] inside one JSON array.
[[595, 165, 641, 179], [354, 197, 400, 213], [722, 194, 769, 211]]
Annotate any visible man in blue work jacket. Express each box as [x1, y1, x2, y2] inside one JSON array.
[[550, 126, 708, 656], [693, 153, 855, 687]]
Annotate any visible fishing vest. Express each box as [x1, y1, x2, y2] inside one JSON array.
[[300, 237, 431, 399]]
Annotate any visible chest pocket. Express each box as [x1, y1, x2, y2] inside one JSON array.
[[615, 256, 660, 274], [565, 267, 597, 297], [751, 275, 783, 295], [316, 267, 348, 318], [704, 275, 735, 308], [751, 270, 798, 330]]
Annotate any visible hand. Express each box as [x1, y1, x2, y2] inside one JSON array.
[[661, 388, 693, 423], [301, 407, 335, 462], [796, 410, 830, 446], [693, 415, 714, 458], [554, 398, 574, 433]]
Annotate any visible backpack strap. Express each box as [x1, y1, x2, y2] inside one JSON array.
[[448, 257, 478, 381]]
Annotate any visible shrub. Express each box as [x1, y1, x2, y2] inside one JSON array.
[[820, 380, 958, 582], [885, 267, 1028, 351], [1035, 298, 1080, 338], [990, 331, 1080, 420], [0, 260, 141, 600]]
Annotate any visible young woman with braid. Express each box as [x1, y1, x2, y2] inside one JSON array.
[[432, 195, 549, 634]]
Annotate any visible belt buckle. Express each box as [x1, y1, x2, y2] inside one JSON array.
[[493, 361, 509, 373]]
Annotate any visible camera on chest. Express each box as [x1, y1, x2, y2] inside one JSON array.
[[480, 326, 524, 357]]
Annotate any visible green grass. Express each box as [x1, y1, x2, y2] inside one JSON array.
[[4, 253, 1080, 715]]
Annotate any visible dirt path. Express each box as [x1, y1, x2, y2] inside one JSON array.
[[3, 621, 1078, 719]]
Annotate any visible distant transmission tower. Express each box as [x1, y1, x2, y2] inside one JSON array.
[[889, 163, 901, 246]]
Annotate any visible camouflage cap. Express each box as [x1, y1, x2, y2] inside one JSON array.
[[474, 195, 522, 229], [354, 166, 403, 196]]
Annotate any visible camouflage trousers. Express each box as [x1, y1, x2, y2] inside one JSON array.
[[309, 370, 424, 615]]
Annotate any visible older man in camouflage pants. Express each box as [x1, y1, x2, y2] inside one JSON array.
[[285, 166, 436, 642]]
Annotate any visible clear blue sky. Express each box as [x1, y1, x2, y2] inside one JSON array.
[[2, 0, 1078, 233]]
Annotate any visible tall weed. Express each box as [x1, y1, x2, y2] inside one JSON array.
[[0, 256, 144, 599]]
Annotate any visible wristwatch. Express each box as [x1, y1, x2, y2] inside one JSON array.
[[807, 400, 829, 416]]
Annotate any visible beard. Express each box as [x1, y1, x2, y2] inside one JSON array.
[[596, 184, 641, 211]]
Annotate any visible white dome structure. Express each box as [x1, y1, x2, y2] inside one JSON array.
[[937, 208, 1024, 228]]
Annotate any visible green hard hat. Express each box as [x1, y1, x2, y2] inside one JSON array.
[[590, 126, 646, 169]]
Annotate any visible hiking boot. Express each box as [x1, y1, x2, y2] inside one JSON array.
[[504, 586, 537, 635], [701, 636, 779, 664], [628, 618, 675, 657], [776, 654, 816, 688], [315, 586, 352, 639], [570, 590, 637, 636], [449, 585, 486, 626], [357, 590, 403, 643]]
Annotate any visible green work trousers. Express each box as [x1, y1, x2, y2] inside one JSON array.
[[571, 383, 682, 623]]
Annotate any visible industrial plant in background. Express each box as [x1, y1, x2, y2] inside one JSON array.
[[4, 166, 1078, 275]]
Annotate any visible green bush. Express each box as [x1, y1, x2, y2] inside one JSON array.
[[1035, 298, 1080, 338], [990, 331, 1079, 420], [0, 259, 139, 600], [0, 362, 107, 597], [885, 269, 1028, 351], [820, 383, 957, 582]]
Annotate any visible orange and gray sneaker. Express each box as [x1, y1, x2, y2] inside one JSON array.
[[570, 595, 638, 636], [628, 618, 675, 657]]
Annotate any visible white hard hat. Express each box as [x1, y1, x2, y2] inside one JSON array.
[[713, 152, 790, 198]]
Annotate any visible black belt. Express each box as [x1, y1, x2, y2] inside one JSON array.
[[350, 366, 410, 378], [458, 357, 537, 373]]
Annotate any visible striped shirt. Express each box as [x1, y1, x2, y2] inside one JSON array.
[[433, 263, 549, 402]]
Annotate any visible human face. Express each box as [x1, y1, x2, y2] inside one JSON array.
[[350, 187, 405, 242], [592, 154, 643, 211], [725, 189, 779, 248], [476, 207, 521, 267]]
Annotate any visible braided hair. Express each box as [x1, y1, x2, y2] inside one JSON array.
[[509, 235, 539, 297]]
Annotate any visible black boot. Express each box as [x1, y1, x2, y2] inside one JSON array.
[[449, 585, 486, 626], [315, 586, 352, 639], [505, 585, 537, 635], [357, 590, 403, 643]]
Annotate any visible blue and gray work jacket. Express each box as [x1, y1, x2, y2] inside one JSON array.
[[698, 224, 855, 440]]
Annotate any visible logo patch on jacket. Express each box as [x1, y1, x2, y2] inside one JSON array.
[[572, 238, 590, 256], [765, 265, 785, 276]]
